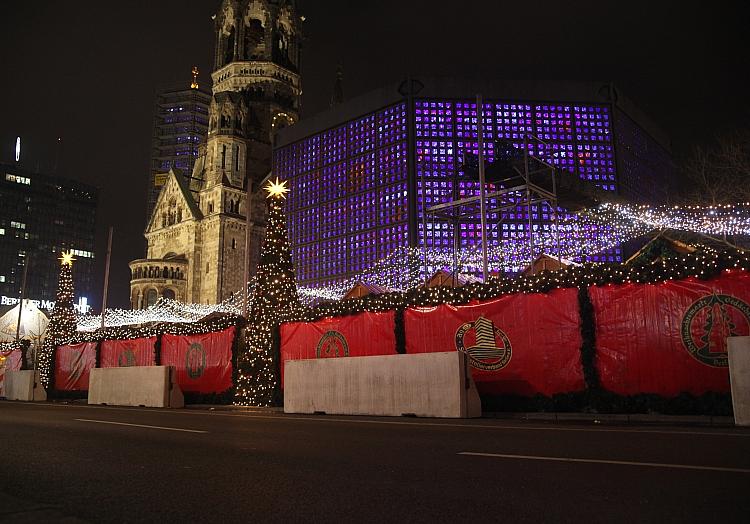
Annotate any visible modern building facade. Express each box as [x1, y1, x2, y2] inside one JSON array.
[[131, 0, 302, 308], [0, 162, 98, 311], [146, 80, 211, 225], [274, 78, 673, 288]]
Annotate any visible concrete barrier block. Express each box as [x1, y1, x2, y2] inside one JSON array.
[[88, 366, 183, 408], [284, 351, 482, 418], [4, 370, 47, 401], [728, 336, 750, 426]]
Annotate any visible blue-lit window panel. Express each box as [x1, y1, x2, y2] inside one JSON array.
[[576, 144, 616, 190], [349, 190, 377, 232], [493, 103, 533, 140], [415, 100, 454, 138], [293, 243, 319, 282], [320, 237, 347, 277], [320, 163, 346, 201], [347, 230, 379, 273], [416, 140, 455, 179], [320, 198, 348, 240], [348, 153, 377, 193], [378, 143, 408, 185], [291, 206, 320, 245], [377, 223, 408, 261], [321, 125, 347, 166], [454, 102, 478, 140], [348, 114, 376, 155], [377, 183, 408, 227], [573, 105, 611, 143], [524, 142, 576, 173], [300, 135, 321, 173], [534, 104, 573, 142], [377, 103, 407, 146], [292, 170, 320, 209]]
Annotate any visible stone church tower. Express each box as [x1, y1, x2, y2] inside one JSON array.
[[130, 0, 302, 308]]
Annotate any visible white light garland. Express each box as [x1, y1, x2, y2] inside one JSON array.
[[79, 202, 750, 327]]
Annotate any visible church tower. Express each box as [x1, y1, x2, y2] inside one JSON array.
[[130, 0, 302, 308]]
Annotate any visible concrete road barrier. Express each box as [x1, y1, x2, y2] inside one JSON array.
[[88, 366, 184, 408], [4, 370, 47, 401], [284, 351, 481, 418], [728, 336, 750, 426]]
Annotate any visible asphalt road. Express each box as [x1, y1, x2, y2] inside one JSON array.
[[1, 402, 749, 523]]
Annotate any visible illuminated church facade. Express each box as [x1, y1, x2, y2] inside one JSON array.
[[129, 0, 301, 308]]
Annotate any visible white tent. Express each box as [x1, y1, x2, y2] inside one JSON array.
[[0, 300, 49, 343]]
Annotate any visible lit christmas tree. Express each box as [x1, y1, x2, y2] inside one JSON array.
[[38, 251, 78, 387], [235, 178, 300, 406]]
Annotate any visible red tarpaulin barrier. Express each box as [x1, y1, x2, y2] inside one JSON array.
[[404, 288, 584, 396], [0, 350, 23, 397], [279, 310, 397, 387], [100, 337, 157, 368], [590, 271, 750, 396], [55, 342, 97, 391], [160, 327, 235, 393]]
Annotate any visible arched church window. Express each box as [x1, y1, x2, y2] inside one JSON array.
[[244, 18, 264, 59], [162, 289, 176, 301], [146, 289, 158, 308], [162, 267, 169, 278], [224, 25, 236, 65]]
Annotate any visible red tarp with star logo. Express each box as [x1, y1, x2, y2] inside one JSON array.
[[589, 271, 750, 396], [404, 288, 584, 396], [279, 311, 397, 388], [100, 337, 157, 368], [161, 327, 235, 393], [55, 342, 97, 391]]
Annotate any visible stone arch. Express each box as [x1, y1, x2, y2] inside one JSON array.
[[162, 288, 176, 301], [145, 288, 158, 308]]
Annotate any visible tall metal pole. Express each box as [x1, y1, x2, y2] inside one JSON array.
[[243, 177, 253, 318], [476, 94, 489, 281], [14, 255, 29, 343], [524, 134, 534, 270], [100, 226, 113, 330]]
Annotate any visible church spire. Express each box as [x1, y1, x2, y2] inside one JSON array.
[[330, 63, 344, 109]]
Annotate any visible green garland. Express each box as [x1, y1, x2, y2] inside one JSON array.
[[278, 247, 745, 415]]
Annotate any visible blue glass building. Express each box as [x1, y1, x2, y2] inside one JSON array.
[[273, 78, 673, 288]]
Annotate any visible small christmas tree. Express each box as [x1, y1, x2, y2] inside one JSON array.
[[38, 251, 78, 387], [235, 178, 300, 406]]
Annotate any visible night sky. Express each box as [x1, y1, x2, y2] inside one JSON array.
[[1, 0, 747, 310]]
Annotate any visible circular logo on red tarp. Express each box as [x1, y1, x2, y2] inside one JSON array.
[[681, 293, 750, 367], [118, 349, 136, 367], [186, 343, 206, 379], [316, 331, 349, 358], [455, 316, 512, 371]]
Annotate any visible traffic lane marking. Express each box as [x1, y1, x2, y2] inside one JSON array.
[[74, 418, 208, 433], [458, 451, 750, 474], [11, 403, 749, 438]]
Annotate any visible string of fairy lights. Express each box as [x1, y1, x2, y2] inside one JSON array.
[[72, 201, 750, 329]]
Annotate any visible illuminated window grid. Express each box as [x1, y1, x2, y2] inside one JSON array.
[[320, 163, 346, 201], [321, 125, 347, 165], [574, 105, 611, 143], [378, 143, 407, 185], [415, 100, 453, 138], [349, 114, 376, 155], [494, 103, 533, 140], [320, 199, 347, 240], [300, 135, 321, 174], [378, 223, 408, 262], [320, 237, 347, 277], [576, 144, 615, 191], [534, 104, 574, 142], [377, 103, 407, 145], [348, 153, 376, 193], [348, 230, 378, 273]]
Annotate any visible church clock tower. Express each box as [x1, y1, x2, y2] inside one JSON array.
[[130, 0, 302, 308]]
